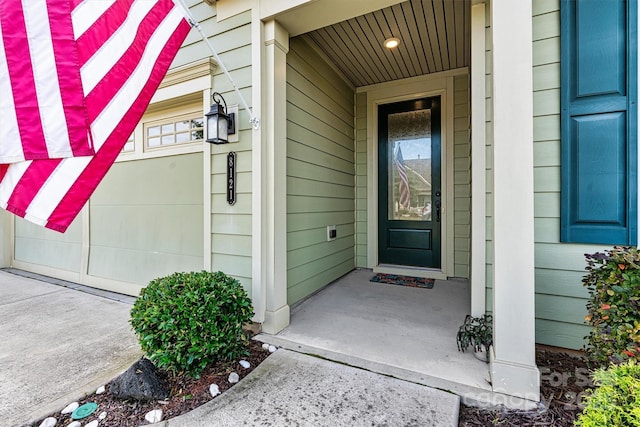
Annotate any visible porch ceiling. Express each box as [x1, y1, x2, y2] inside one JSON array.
[[305, 0, 470, 87]]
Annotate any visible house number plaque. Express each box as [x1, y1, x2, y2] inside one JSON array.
[[227, 151, 236, 205]]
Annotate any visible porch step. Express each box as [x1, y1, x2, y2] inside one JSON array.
[[257, 335, 538, 411]]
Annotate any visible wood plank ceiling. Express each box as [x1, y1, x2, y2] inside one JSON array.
[[306, 0, 470, 87]]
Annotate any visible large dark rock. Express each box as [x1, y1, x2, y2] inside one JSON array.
[[109, 358, 169, 401]]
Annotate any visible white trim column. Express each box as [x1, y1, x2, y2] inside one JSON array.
[[489, 0, 540, 402], [261, 19, 290, 334], [470, 2, 486, 317], [0, 210, 11, 267]]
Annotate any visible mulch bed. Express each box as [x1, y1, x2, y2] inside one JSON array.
[[459, 347, 591, 426], [32, 340, 270, 427]]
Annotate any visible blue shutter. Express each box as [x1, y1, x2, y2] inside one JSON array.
[[561, 0, 638, 245]]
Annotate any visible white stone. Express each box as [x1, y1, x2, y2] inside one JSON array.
[[268, 345, 277, 353], [67, 422, 81, 427], [239, 360, 250, 369], [209, 383, 220, 397], [61, 402, 79, 414], [228, 372, 240, 383], [95, 385, 106, 395], [145, 409, 163, 423], [261, 343, 269, 350], [84, 421, 98, 427], [98, 411, 107, 420], [39, 417, 57, 427]]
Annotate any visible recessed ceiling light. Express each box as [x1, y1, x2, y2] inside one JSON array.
[[383, 37, 400, 49]]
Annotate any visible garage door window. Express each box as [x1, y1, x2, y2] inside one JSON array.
[[146, 115, 204, 149]]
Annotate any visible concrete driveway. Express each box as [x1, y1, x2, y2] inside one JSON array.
[[0, 270, 141, 426]]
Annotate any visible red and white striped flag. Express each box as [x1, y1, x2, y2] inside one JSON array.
[[395, 145, 410, 209], [0, 0, 192, 232], [0, 0, 94, 162]]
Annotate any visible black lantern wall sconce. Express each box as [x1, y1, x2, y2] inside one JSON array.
[[205, 92, 236, 144]]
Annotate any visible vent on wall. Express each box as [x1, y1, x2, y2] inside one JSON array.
[[327, 225, 337, 241]]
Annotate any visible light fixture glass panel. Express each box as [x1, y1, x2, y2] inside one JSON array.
[[217, 116, 228, 141]]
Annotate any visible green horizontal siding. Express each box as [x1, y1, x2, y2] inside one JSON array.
[[453, 73, 471, 278], [530, 0, 611, 349], [175, 3, 256, 296], [286, 36, 355, 305], [485, 8, 494, 304]]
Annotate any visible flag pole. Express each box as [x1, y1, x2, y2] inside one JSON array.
[[175, 0, 260, 130]]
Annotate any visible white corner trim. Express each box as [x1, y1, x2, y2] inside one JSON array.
[[262, 304, 291, 334], [203, 89, 212, 271], [490, 351, 541, 402], [470, 2, 487, 317], [251, 3, 266, 324], [261, 19, 290, 334]]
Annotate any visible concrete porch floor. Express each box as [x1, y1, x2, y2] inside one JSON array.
[[257, 268, 496, 407]]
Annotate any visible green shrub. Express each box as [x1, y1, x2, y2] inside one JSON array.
[[575, 360, 640, 427], [583, 247, 640, 367], [130, 271, 254, 377]]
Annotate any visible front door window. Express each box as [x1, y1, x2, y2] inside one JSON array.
[[387, 109, 433, 222]]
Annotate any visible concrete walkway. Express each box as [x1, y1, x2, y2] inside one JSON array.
[[0, 270, 142, 426], [152, 349, 460, 427]]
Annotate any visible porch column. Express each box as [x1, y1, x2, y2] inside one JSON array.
[[470, 2, 486, 317], [489, 0, 540, 402], [261, 19, 290, 334]]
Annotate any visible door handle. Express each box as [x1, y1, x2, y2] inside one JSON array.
[[435, 200, 441, 222]]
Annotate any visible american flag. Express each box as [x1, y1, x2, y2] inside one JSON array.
[[395, 145, 410, 209], [0, 0, 191, 232]]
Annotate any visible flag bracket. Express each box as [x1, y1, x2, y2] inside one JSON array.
[[180, 5, 260, 131]]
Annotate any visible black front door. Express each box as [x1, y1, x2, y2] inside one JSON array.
[[378, 96, 441, 268]]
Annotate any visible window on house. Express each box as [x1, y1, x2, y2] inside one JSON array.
[[122, 132, 134, 152], [145, 115, 204, 149], [560, 0, 637, 245]]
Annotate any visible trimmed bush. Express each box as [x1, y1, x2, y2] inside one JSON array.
[[130, 271, 254, 377], [583, 247, 640, 367], [575, 360, 640, 427]]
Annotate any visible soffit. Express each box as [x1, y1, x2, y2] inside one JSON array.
[[305, 0, 470, 87]]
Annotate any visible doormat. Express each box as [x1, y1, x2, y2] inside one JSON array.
[[370, 273, 435, 289]]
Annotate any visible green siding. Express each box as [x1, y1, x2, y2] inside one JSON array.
[[355, 92, 368, 267], [286, 37, 356, 305], [453, 74, 471, 278], [89, 154, 204, 285], [174, 3, 255, 295], [486, 0, 617, 349], [485, 7, 494, 308]]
